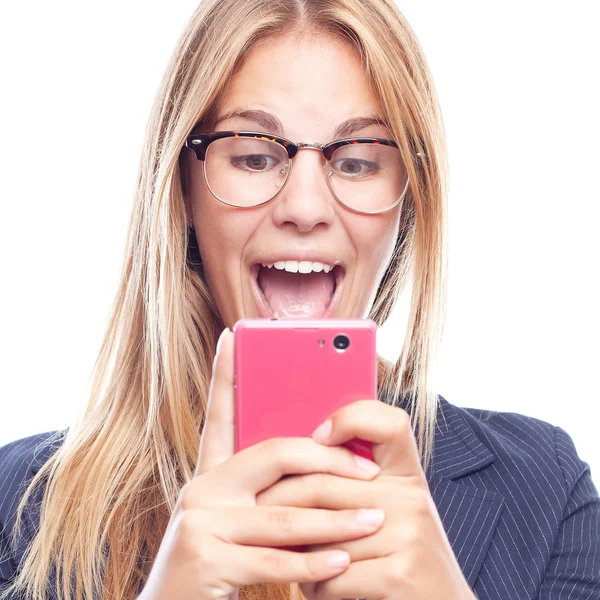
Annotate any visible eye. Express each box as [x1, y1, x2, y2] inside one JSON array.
[[329, 157, 381, 179], [231, 154, 281, 173]]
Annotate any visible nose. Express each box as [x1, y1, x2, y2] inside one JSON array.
[[270, 148, 335, 233]]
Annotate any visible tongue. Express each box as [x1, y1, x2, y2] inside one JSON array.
[[257, 267, 335, 318]]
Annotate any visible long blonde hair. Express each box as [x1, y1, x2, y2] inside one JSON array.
[[1, 1, 448, 599]]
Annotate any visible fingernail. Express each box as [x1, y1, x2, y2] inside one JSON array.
[[312, 418, 332, 442], [216, 328, 230, 354], [356, 508, 385, 528], [327, 551, 350, 569], [354, 454, 380, 475]]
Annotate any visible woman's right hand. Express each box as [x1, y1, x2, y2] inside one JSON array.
[[138, 329, 384, 600]]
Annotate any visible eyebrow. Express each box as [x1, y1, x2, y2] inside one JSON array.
[[213, 108, 390, 140]]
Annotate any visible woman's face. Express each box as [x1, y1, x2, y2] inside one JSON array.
[[184, 33, 402, 328]]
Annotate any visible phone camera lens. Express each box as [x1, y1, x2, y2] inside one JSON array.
[[333, 334, 350, 351]]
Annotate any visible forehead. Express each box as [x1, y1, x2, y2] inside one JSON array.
[[213, 32, 385, 140]]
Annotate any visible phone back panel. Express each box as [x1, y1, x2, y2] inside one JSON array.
[[234, 318, 377, 461]]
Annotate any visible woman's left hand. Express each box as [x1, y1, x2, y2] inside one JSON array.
[[255, 400, 477, 600]]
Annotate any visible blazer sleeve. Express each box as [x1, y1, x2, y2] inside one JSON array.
[[537, 426, 600, 599], [0, 520, 17, 595]]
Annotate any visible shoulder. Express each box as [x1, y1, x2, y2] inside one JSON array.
[[0, 430, 66, 583], [438, 397, 593, 498], [434, 399, 600, 594], [0, 430, 66, 531]]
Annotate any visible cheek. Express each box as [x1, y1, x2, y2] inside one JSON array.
[[193, 192, 258, 292], [196, 219, 244, 289], [358, 212, 401, 271], [193, 214, 245, 321], [193, 185, 239, 260]]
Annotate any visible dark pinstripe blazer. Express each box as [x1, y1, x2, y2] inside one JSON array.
[[1, 396, 599, 599]]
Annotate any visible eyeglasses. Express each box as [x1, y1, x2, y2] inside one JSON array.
[[184, 131, 409, 215]]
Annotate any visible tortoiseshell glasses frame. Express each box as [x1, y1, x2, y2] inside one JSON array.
[[184, 130, 409, 215]]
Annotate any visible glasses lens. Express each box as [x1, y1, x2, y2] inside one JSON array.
[[204, 136, 290, 207], [326, 143, 408, 213]]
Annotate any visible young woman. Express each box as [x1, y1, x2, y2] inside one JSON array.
[[1, 1, 598, 599]]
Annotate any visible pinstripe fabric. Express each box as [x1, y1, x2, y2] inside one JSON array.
[[0, 397, 598, 599]]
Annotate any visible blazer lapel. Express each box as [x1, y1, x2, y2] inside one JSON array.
[[425, 398, 505, 588]]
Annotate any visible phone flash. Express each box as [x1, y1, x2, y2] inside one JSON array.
[[318, 339, 325, 347]]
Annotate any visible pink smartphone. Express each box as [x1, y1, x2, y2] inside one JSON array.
[[233, 318, 377, 461]]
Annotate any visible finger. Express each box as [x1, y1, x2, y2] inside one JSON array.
[[213, 437, 380, 497], [256, 472, 427, 514], [256, 471, 385, 509], [302, 555, 387, 599], [195, 328, 234, 476], [312, 400, 422, 477], [212, 541, 353, 586], [302, 526, 384, 561], [302, 502, 432, 561], [204, 505, 385, 546]]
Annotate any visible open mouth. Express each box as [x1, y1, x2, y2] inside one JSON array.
[[250, 262, 344, 319]]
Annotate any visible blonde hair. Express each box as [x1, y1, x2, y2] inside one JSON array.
[[0, 1, 448, 599]]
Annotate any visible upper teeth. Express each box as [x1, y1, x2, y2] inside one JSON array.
[[261, 260, 336, 274]]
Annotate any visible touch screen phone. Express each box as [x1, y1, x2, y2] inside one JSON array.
[[233, 318, 377, 461]]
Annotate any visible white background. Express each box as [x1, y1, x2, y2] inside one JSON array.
[[1, 2, 598, 481]]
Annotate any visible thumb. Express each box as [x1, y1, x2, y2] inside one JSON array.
[[195, 327, 235, 477]]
